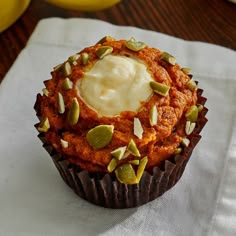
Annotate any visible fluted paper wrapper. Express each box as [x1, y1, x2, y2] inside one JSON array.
[[35, 89, 207, 208]]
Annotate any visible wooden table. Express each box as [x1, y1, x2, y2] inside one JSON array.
[[0, 0, 235, 83]]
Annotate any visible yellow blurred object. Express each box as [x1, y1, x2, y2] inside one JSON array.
[[0, 0, 31, 33], [46, 0, 121, 11]]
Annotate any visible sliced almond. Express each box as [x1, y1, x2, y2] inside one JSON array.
[[42, 88, 49, 96], [58, 92, 65, 114], [134, 117, 143, 139], [181, 138, 190, 147], [60, 139, 68, 148], [185, 121, 196, 135]]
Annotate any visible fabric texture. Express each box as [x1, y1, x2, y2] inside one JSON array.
[[0, 18, 235, 236]]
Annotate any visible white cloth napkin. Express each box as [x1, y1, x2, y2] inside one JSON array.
[[0, 18, 236, 236]]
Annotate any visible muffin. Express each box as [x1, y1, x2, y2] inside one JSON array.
[[34, 36, 208, 208]]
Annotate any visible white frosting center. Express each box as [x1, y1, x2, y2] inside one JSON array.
[[78, 55, 153, 117]]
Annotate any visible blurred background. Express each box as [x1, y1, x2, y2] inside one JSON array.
[[0, 0, 235, 82]]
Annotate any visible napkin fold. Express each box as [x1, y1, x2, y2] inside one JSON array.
[[0, 18, 236, 236]]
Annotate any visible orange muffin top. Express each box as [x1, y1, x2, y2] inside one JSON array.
[[35, 37, 199, 184]]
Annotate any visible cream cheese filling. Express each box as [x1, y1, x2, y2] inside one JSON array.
[[77, 55, 154, 117]]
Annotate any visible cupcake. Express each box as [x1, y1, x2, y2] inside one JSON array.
[[34, 36, 208, 208]]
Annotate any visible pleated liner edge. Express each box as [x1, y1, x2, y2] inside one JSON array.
[[34, 89, 208, 208]]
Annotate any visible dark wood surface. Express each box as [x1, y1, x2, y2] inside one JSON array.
[[0, 0, 235, 83]]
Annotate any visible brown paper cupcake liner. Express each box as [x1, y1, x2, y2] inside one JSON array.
[[34, 89, 207, 208]]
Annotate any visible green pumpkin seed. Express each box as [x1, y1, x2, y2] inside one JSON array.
[[186, 79, 197, 91], [181, 67, 191, 75], [127, 139, 140, 157], [86, 125, 114, 149], [111, 146, 127, 160], [185, 105, 198, 122], [96, 36, 115, 44], [115, 164, 138, 184], [160, 52, 176, 65], [61, 77, 73, 90], [96, 46, 113, 59], [68, 54, 80, 63], [136, 156, 148, 182], [129, 160, 140, 165], [107, 158, 118, 172], [60, 139, 68, 148], [67, 98, 80, 125], [150, 81, 170, 96], [81, 53, 89, 65], [149, 105, 158, 126], [197, 104, 204, 113], [174, 147, 182, 155], [124, 40, 146, 52], [38, 117, 50, 132], [64, 62, 72, 76], [133, 117, 143, 139]]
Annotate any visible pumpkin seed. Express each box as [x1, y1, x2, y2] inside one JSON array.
[[96, 46, 113, 59], [107, 158, 118, 172], [150, 81, 170, 96], [68, 54, 80, 62], [181, 67, 191, 75], [124, 40, 146, 52], [67, 98, 80, 125], [134, 117, 143, 139], [61, 77, 73, 90], [149, 105, 158, 126], [127, 139, 140, 157], [136, 156, 148, 182], [115, 164, 138, 184], [181, 137, 190, 147], [197, 104, 204, 113], [129, 160, 140, 165], [42, 88, 49, 96], [38, 117, 50, 132], [160, 52, 176, 65], [111, 146, 127, 160], [81, 53, 89, 65], [174, 147, 182, 155], [53, 63, 63, 72], [96, 36, 115, 44], [60, 139, 68, 148], [185, 105, 198, 122], [86, 125, 114, 149], [186, 79, 197, 91], [64, 62, 72, 76]]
